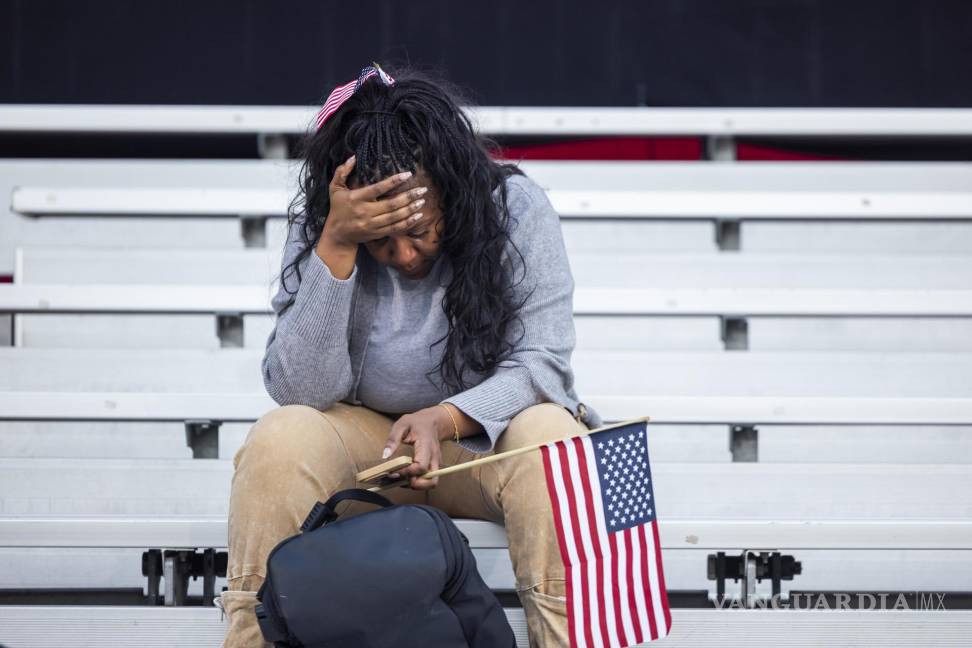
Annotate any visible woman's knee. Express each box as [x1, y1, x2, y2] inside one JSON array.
[[488, 403, 584, 503], [497, 402, 581, 454], [234, 404, 354, 479]]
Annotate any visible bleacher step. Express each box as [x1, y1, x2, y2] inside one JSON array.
[[1, 606, 970, 647]]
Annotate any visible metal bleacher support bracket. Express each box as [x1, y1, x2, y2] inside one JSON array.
[[184, 419, 221, 459], [239, 214, 268, 248], [730, 425, 759, 462], [705, 135, 737, 162], [215, 312, 245, 348], [142, 548, 227, 607], [256, 133, 290, 160], [708, 550, 802, 608], [720, 316, 749, 350], [1, 314, 12, 347], [715, 219, 741, 251]]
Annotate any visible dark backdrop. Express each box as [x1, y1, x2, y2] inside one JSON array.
[[2, 0, 971, 108]]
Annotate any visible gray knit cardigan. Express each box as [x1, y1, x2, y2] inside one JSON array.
[[261, 173, 602, 453]]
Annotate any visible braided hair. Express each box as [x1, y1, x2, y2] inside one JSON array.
[[279, 66, 528, 393]]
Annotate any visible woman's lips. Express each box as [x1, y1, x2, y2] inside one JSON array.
[[398, 261, 430, 277], [397, 268, 422, 278]]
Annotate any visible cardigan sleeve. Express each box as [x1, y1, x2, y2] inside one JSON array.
[[261, 220, 359, 410], [442, 176, 578, 453]]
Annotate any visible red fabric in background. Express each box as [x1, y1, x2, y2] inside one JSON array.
[[0, 276, 11, 283], [496, 136, 852, 161], [736, 141, 847, 161], [496, 137, 701, 160]]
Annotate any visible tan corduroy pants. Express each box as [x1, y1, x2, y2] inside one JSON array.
[[222, 401, 589, 648]]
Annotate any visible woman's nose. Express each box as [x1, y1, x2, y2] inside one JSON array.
[[392, 239, 417, 264]]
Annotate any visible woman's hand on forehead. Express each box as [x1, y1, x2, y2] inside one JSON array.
[[324, 155, 433, 245], [375, 174, 421, 201]]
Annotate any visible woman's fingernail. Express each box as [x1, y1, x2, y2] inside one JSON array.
[[382, 448, 391, 459], [399, 171, 412, 180]]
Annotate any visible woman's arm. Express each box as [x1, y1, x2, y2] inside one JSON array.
[[260, 219, 358, 410], [261, 161, 430, 411], [442, 176, 577, 453]]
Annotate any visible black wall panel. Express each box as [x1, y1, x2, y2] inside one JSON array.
[[2, 0, 970, 107]]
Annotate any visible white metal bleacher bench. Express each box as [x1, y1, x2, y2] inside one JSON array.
[[2, 606, 971, 648], [4, 283, 971, 317], [12, 185, 972, 220], [3, 105, 972, 137], [2, 345, 971, 456], [4, 281, 972, 353], [6, 283, 971, 316], [15, 247, 972, 289]]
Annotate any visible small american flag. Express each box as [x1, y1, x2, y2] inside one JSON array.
[[315, 63, 396, 131], [540, 419, 671, 646]]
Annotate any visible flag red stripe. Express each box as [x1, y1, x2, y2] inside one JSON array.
[[651, 520, 673, 630], [316, 69, 379, 129], [557, 442, 594, 648], [607, 531, 630, 646], [540, 446, 578, 648], [623, 528, 644, 644], [572, 437, 611, 645], [638, 524, 659, 640]]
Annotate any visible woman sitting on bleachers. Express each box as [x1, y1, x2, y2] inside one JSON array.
[[221, 63, 601, 648]]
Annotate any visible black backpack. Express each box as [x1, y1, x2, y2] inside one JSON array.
[[255, 488, 517, 648]]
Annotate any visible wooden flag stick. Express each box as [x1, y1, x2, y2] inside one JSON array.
[[361, 415, 651, 492]]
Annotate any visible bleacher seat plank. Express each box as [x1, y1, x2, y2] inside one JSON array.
[[2, 516, 968, 551], [3, 104, 972, 136], [6, 160, 972, 199], [19, 248, 972, 290], [1, 605, 970, 648], [14, 186, 972, 219], [2, 459, 968, 520], [12, 187, 288, 218], [5, 283, 972, 316], [4, 348, 972, 399], [0, 392, 275, 423], [2, 392, 971, 427], [590, 395, 972, 426]]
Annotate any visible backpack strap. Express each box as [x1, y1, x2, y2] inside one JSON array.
[[254, 603, 290, 646], [300, 488, 393, 533]]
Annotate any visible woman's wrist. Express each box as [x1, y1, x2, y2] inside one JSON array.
[[434, 402, 483, 442], [316, 227, 358, 279], [435, 403, 459, 442]]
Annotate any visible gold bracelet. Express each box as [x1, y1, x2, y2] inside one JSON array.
[[438, 403, 459, 443]]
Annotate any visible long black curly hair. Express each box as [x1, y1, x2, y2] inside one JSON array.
[[278, 65, 528, 393]]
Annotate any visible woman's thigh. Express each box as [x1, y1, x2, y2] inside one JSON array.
[[427, 439, 501, 523], [427, 403, 587, 523], [309, 402, 430, 515], [231, 402, 428, 520]]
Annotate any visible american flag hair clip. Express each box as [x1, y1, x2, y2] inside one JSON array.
[[315, 62, 396, 131]]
